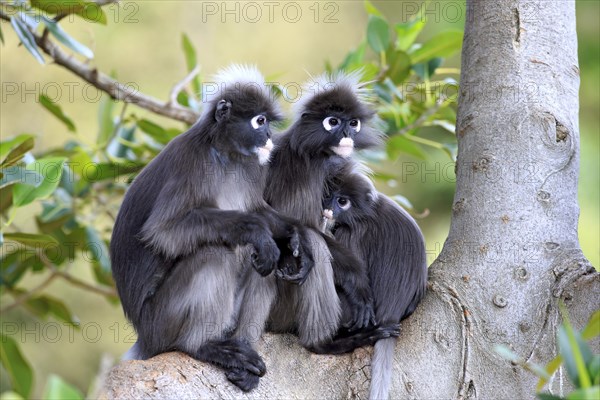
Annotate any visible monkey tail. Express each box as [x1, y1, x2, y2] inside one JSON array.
[[122, 341, 142, 361], [368, 337, 396, 400]]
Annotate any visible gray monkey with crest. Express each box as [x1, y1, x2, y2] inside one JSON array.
[[110, 65, 316, 392], [265, 71, 400, 349]]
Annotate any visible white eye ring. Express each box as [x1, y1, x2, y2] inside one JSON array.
[[337, 197, 351, 210], [251, 115, 267, 129], [349, 119, 361, 133], [323, 116, 340, 131]]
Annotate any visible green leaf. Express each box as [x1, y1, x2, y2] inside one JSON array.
[[182, 33, 197, 71], [0, 136, 34, 168], [1, 250, 34, 287], [181, 33, 201, 95], [176, 90, 190, 107], [42, 375, 84, 400], [582, 310, 600, 341], [339, 41, 367, 71], [39, 95, 76, 132], [387, 134, 426, 159], [137, 119, 178, 144], [537, 394, 565, 400], [31, 0, 107, 24], [386, 50, 411, 84], [566, 387, 600, 400], [431, 119, 456, 134], [10, 15, 44, 64], [495, 345, 521, 363], [410, 31, 463, 64], [0, 187, 13, 213], [441, 142, 458, 161], [84, 226, 112, 284], [0, 334, 33, 398], [588, 356, 600, 385], [41, 17, 93, 58], [13, 157, 67, 207], [395, 18, 426, 51], [364, 0, 383, 17], [97, 96, 115, 146], [366, 16, 390, 53], [80, 161, 145, 183], [3, 233, 58, 247], [36, 193, 72, 229], [413, 58, 444, 80], [45, 296, 77, 324], [107, 125, 136, 159], [0, 135, 34, 162], [558, 305, 593, 388], [76, 3, 107, 26], [25, 295, 78, 325], [0, 390, 26, 400]]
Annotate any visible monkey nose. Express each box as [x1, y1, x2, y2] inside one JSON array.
[[323, 209, 333, 220]]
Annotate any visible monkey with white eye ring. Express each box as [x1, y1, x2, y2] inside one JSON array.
[[264, 71, 398, 348], [317, 164, 428, 400], [110, 65, 315, 392]]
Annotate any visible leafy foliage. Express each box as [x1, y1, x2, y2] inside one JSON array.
[[496, 307, 600, 399], [0, 0, 460, 397]]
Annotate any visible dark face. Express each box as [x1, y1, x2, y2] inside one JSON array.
[[212, 86, 282, 164], [322, 173, 377, 227], [291, 86, 378, 157]]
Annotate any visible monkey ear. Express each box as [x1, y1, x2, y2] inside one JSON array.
[[215, 100, 232, 122], [366, 189, 378, 204]]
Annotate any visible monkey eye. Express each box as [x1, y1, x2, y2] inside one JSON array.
[[323, 116, 340, 131], [337, 197, 351, 210], [349, 119, 361, 133], [251, 115, 267, 129]]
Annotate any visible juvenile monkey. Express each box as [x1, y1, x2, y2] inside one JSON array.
[[319, 165, 428, 400]]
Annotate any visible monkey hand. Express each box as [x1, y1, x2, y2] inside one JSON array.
[[343, 286, 376, 332], [249, 236, 280, 277], [275, 228, 315, 285], [231, 216, 280, 276]]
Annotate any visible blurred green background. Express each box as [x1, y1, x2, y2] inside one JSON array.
[[0, 0, 598, 396]]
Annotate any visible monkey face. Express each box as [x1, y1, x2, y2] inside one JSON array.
[[322, 115, 361, 158], [323, 193, 352, 222], [212, 86, 282, 164], [323, 172, 378, 228], [292, 84, 378, 158]]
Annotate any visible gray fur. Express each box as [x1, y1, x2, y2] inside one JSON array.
[[369, 338, 396, 400], [265, 71, 381, 348], [268, 229, 341, 345], [110, 65, 301, 392], [323, 166, 428, 400]]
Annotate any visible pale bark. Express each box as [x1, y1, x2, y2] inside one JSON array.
[[103, 0, 598, 398]]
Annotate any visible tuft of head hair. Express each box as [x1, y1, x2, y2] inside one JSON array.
[[345, 160, 379, 203], [214, 64, 267, 91], [292, 69, 373, 117], [201, 64, 274, 117]]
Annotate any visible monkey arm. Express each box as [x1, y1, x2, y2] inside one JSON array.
[[255, 207, 315, 284], [140, 207, 280, 275], [323, 235, 375, 331]]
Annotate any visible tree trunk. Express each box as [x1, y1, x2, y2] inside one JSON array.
[[102, 0, 598, 398]]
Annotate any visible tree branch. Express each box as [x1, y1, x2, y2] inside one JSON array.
[[169, 65, 201, 106], [0, 9, 200, 125], [0, 251, 117, 314], [1, 274, 59, 314]]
